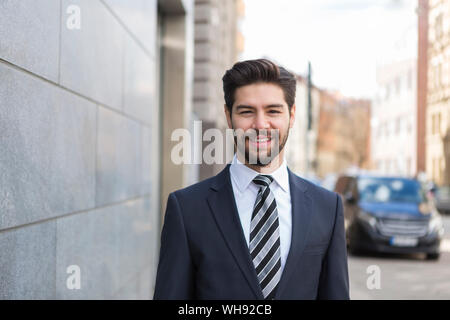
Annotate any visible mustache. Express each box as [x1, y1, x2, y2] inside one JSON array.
[[233, 128, 280, 137]]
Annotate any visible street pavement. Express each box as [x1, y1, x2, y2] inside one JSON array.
[[348, 215, 450, 299]]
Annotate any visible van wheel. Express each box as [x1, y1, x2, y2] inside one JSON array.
[[348, 244, 362, 256], [426, 253, 440, 260]]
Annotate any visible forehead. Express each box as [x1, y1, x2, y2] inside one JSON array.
[[233, 83, 286, 107]]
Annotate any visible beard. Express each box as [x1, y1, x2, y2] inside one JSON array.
[[233, 125, 290, 167]]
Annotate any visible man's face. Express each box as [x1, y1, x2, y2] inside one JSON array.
[[224, 82, 296, 167]]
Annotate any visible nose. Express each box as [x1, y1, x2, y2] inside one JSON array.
[[252, 111, 270, 130]]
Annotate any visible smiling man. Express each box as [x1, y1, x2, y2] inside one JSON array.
[[153, 59, 350, 300]]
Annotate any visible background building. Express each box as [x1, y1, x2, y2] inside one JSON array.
[[426, 0, 450, 185], [285, 73, 321, 179], [193, 0, 245, 180], [372, 58, 418, 176], [316, 92, 371, 178], [0, 0, 194, 299], [418, 0, 429, 176], [371, 18, 418, 177], [285, 68, 371, 181]]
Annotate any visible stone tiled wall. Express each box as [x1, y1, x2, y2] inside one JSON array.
[[0, 0, 160, 299]]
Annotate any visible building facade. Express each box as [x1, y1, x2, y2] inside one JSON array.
[[0, 0, 194, 299], [426, 0, 450, 185], [370, 6, 418, 178], [285, 71, 371, 181], [193, 0, 245, 180], [371, 58, 418, 177], [285, 74, 321, 179], [316, 92, 371, 179]]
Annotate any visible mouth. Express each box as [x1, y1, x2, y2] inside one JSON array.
[[248, 135, 271, 148]]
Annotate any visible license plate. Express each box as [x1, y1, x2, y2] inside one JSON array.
[[390, 236, 418, 247]]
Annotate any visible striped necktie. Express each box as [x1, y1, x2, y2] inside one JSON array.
[[250, 174, 282, 300]]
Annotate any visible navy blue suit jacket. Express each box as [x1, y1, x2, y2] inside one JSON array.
[[153, 164, 349, 300]]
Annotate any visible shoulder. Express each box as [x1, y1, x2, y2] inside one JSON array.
[[165, 167, 228, 225], [289, 170, 341, 206], [170, 175, 216, 203], [169, 165, 230, 204], [289, 171, 343, 229]]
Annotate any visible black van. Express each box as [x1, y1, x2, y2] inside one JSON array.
[[334, 175, 444, 260]]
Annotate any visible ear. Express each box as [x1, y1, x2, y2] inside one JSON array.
[[289, 104, 296, 128], [224, 104, 233, 129]]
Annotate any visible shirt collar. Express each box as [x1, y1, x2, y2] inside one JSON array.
[[229, 153, 290, 194]]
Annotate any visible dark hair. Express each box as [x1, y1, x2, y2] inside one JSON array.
[[222, 59, 296, 114]]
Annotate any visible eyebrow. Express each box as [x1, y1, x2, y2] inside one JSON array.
[[235, 104, 284, 110]]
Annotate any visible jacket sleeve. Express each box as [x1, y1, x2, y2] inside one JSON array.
[[153, 192, 195, 299], [317, 193, 350, 300]]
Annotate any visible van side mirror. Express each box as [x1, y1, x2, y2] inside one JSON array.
[[344, 191, 356, 204]]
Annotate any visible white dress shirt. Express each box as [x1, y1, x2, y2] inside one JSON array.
[[229, 154, 292, 273]]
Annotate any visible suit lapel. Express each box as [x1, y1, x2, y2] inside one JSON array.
[[207, 164, 264, 299], [275, 168, 313, 299], [207, 165, 313, 300]]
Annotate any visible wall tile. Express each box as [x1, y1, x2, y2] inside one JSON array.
[[141, 126, 152, 195], [0, 221, 56, 299], [0, 63, 96, 230], [96, 106, 142, 206], [56, 204, 120, 299], [122, 34, 156, 125], [56, 197, 153, 299], [102, 0, 157, 57], [60, 0, 124, 110], [0, 0, 60, 82]]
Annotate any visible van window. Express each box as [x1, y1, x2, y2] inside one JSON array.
[[357, 177, 426, 204]]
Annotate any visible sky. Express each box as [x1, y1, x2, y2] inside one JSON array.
[[241, 0, 418, 99]]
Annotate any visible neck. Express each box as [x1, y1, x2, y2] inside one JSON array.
[[236, 150, 285, 174]]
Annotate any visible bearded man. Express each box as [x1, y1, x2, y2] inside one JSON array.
[[154, 59, 350, 300]]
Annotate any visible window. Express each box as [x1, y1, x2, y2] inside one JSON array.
[[395, 76, 401, 95], [433, 158, 439, 182], [431, 113, 441, 135], [431, 114, 436, 134], [437, 113, 441, 136], [436, 13, 443, 40], [407, 69, 413, 90], [436, 64, 442, 88], [357, 177, 425, 204], [431, 114, 435, 135], [396, 117, 401, 135]]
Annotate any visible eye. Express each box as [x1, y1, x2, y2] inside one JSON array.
[[268, 110, 281, 114], [240, 110, 252, 114]]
